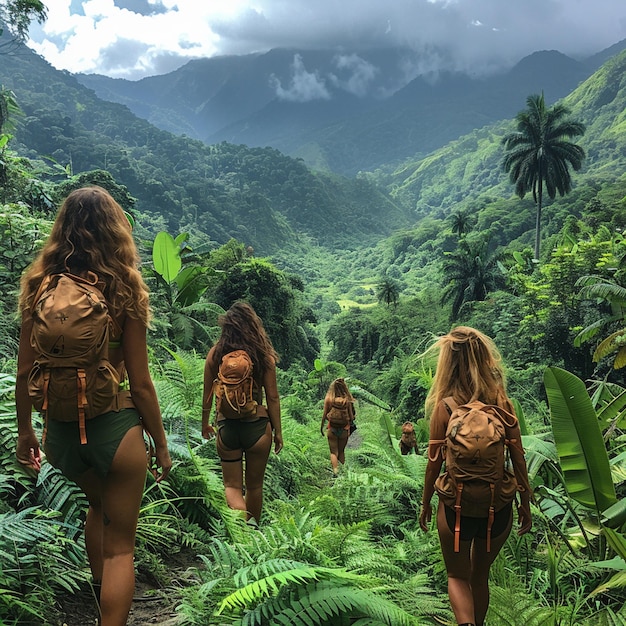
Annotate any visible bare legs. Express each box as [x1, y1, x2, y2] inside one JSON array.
[[436, 501, 512, 626], [326, 429, 348, 475], [76, 425, 146, 626], [217, 422, 272, 522]]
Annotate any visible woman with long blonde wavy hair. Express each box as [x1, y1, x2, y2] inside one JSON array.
[[419, 326, 532, 626], [16, 186, 171, 626]]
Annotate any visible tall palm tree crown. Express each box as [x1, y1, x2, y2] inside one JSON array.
[[441, 235, 504, 321], [502, 93, 586, 261]]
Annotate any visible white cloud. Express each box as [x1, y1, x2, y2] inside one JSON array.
[[329, 54, 379, 97], [270, 55, 331, 102], [26, 0, 626, 79]]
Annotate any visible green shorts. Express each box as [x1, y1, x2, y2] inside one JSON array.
[[217, 417, 270, 455], [44, 408, 142, 482], [328, 425, 348, 438]]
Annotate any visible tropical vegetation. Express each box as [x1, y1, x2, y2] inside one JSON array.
[[0, 14, 626, 626], [502, 93, 586, 261]]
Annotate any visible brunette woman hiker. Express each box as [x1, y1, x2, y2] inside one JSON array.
[[202, 301, 283, 524], [320, 378, 356, 477], [15, 186, 172, 626], [419, 327, 532, 626]]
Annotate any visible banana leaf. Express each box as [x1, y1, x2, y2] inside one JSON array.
[[152, 231, 181, 283], [543, 366, 617, 514], [602, 499, 626, 530]]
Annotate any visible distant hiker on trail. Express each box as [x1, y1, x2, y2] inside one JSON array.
[[202, 301, 282, 524], [15, 186, 172, 626], [419, 326, 532, 626], [320, 378, 356, 477]]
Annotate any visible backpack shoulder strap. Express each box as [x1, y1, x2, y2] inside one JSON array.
[[30, 274, 58, 314], [443, 396, 458, 415]]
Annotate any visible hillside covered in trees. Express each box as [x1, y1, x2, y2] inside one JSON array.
[[1, 22, 626, 626]]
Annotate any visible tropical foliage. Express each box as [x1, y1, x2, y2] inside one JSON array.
[[1, 21, 626, 626], [502, 93, 586, 261]]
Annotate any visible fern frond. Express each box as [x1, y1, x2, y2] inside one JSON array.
[[0, 507, 64, 544], [239, 581, 423, 626], [218, 561, 362, 613], [36, 463, 85, 525], [488, 584, 554, 625]]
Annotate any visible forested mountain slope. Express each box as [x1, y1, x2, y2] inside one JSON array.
[[0, 39, 410, 254], [382, 48, 626, 247], [3, 37, 626, 265], [76, 44, 624, 176]]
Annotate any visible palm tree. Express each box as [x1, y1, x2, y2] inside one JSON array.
[[376, 277, 401, 308], [502, 93, 586, 262], [448, 209, 472, 238], [441, 236, 505, 320]]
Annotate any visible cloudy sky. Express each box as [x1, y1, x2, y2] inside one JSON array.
[[26, 0, 626, 80]]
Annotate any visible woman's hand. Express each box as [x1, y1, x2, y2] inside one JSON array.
[[517, 502, 532, 535], [202, 422, 216, 439], [419, 502, 432, 532], [151, 445, 172, 483], [16, 433, 41, 471], [273, 431, 283, 454]]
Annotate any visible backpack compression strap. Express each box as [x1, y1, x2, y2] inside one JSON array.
[[77, 369, 88, 445]]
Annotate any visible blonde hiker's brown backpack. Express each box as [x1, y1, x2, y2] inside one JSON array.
[[430, 398, 519, 552], [214, 350, 258, 419], [327, 398, 353, 427], [27, 272, 122, 445]]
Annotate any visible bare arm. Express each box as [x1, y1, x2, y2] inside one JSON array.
[[15, 313, 41, 470], [419, 401, 447, 531], [202, 347, 217, 439], [506, 419, 533, 535], [263, 360, 282, 454], [499, 397, 533, 535], [123, 316, 171, 482], [320, 397, 330, 435]]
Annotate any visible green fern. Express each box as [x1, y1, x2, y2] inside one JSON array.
[[217, 559, 362, 613], [487, 584, 555, 625], [239, 581, 425, 626]]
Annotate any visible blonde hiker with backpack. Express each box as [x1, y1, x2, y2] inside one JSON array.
[[320, 378, 356, 477], [15, 186, 172, 626], [202, 301, 283, 524], [419, 327, 532, 626]]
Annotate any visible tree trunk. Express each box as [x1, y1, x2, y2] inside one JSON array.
[[534, 179, 543, 262]]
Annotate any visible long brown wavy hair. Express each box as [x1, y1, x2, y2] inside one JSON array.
[[213, 301, 279, 379], [424, 326, 508, 416], [18, 186, 151, 324], [325, 378, 354, 407]]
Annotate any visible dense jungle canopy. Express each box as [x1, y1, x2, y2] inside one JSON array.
[[1, 16, 626, 626]]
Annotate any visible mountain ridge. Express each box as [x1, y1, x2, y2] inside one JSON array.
[[76, 41, 626, 175]]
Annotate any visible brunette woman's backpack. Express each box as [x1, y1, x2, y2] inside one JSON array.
[[214, 350, 258, 419], [27, 272, 121, 445], [431, 398, 519, 552], [327, 400, 352, 427]]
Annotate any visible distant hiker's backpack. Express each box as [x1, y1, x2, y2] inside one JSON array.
[[214, 350, 258, 419], [27, 272, 121, 445], [430, 398, 519, 552], [327, 399, 352, 427]]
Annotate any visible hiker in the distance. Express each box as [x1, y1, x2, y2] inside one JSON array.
[[320, 378, 355, 477], [15, 186, 171, 626], [419, 326, 532, 626], [202, 301, 282, 524]]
